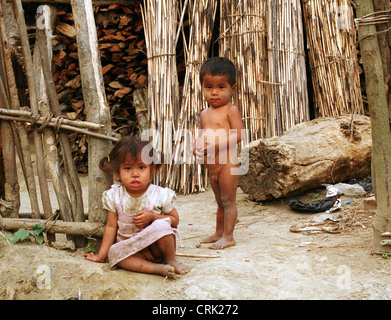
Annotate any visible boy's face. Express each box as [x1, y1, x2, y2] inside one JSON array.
[[201, 73, 236, 108]]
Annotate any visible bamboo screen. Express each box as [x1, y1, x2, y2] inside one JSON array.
[[141, 0, 364, 193], [302, 0, 364, 117], [219, 0, 310, 139]]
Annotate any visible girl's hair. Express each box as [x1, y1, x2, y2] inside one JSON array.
[[199, 57, 236, 86], [99, 135, 162, 174]]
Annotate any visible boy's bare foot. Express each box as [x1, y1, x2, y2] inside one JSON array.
[[167, 259, 192, 275], [158, 264, 176, 279], [209, 236, 236, 250], [200, 233, 222, 244]]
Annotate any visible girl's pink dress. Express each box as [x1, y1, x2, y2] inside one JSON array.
[[102, 183, 179, 269]]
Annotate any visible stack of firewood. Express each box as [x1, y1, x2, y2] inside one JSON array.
[[52, 2, 147, 172]]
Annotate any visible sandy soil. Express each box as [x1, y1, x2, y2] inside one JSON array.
[[1, 178, 390, 301]]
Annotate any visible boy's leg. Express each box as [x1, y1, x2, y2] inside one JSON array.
[[210, 164, 239, 250], [200, 173, 225, 244]]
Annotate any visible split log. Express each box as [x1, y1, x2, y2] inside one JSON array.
[[0, 218, 105, 237], [239, 115, 372, 201]]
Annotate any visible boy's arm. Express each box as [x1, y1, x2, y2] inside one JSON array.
[[193, 111, 205, 157], [218, 105, 244, 152], [228, 104, 244, 142]]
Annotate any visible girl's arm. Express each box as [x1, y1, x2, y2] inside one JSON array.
[[133, 208, 179, 229], [84, 211, 118, 262]]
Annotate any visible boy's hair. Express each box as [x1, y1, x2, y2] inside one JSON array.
[[199, 57, 236, 86], [99, 135, 162, 174]]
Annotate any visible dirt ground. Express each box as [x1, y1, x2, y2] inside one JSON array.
[[1, 174, 390, 300]]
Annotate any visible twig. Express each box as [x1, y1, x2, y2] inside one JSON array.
[[176, 253, 220, 258]]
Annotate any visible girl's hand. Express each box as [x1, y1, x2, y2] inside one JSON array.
[[133, 210, 153, 229], [84, 252, 105, 263]]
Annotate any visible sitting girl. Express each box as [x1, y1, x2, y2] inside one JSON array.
[[84, 136, 191, 279]]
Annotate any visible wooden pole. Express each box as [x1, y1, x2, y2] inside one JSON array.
[[0, 0, 40, 218], [13, 0, 53, 223], [34, 4, 73, 234], [0, 114, 118, 141], [70, 0, 112, 224], [0, 67, 19, 218], [0, 217, 105, 237], [356, 0, 391, 252], [35, 17, 87, 248], [0, 109, 103, 130]]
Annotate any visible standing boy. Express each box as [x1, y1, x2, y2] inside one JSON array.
[[194, 57, 244, 249]]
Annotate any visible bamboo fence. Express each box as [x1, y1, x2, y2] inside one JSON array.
[[219, 0, 269, 140], [167, 0, 218, 194], [302, 0, 364, 117], [141, 0, 181, 187], [266, 0, 309, 137]]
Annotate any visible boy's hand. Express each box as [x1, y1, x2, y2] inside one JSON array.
[[133, 210, 153, 229], [195, 146, 205, 164], [205, 142, 217, 161]]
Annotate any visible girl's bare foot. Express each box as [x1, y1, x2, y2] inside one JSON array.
[[158, 264, 176, 279], [167, 259, 192, 275], [209, 236, 236, 250]]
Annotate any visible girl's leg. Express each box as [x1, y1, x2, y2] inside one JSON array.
[[116, 251, 176, 279], [156, 234, 191, 275]]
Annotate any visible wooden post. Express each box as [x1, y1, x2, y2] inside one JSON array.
[[71, 0, 112, 224], [0, 22, 19, 218], [34, 5, 74, 230], [356, 0, 391, 252], [13, 0, 53, 225], [0, 0, 40, 218]]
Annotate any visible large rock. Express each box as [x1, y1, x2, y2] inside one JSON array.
[[239, 115, 372, 201]]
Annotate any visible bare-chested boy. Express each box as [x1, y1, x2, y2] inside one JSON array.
[[193, 57, 244, 250]]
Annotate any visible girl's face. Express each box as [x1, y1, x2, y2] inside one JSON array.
[[118, 154, 154, 196], [201, 73, 236, 108]]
